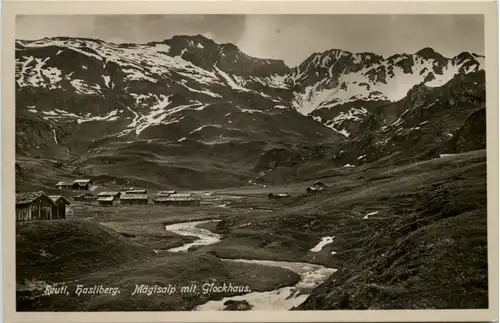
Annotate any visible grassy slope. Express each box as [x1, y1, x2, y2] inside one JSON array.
[[16, 218, 300, 311], [201, 150, 488, 309]]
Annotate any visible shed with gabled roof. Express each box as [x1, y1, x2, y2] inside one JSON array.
[[72, 179, 92, 190], [16, 191, 57, 221], [49, 195, 71, 219]]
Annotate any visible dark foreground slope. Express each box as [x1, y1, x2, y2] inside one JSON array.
[[16, 220, 299, 311]]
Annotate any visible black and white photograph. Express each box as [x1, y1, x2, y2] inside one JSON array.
[[5, 3, 498, 320]]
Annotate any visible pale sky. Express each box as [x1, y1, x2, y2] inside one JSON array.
[[16, 15, 484, 67]]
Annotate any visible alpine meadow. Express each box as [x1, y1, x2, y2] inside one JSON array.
[[14, 14, 489, 312]]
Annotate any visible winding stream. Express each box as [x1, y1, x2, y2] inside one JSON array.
[[164, 220, 337, 311]]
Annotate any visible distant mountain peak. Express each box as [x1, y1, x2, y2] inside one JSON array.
[[415, 47, 447, 60]]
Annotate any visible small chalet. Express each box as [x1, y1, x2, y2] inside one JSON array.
[[97, 192, 120, 206], [120, 194, 149, 205], [312, 181, 327, 189], [125, 189, 147, 194], [16, 191, 58, 222], [268, 193, 291, 200], [73, 179, 92, 190], [49, 195, 71, 219], [97, 196, 114, 206], [153, 195, 200, 206], [157, 190, 177, 196], [55, 181, 73, 190], [74, 192, 95, 202]]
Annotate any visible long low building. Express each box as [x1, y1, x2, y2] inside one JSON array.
[[153, 195, 200, 206]]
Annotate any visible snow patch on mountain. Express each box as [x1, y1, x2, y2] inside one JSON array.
[[239, 108, 266, 114], [71, 79, 102, 95], [123, 67, 158, 83], [189, 124, 224, 135], [77, 110, 120, 124], [291, 50, 484, 116], [180, 82, 222, 98]]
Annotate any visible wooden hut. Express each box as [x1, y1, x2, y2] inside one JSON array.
[[96, 191, 120, 206], [120, 194, 149, 205], [124, 189, 147, 194], [16, 191, 57, 222], [268, 193, 291, 200], [49, 195, 71, 219], [55, 181, 73, 190], [72, 179, 92, 190], [97, 196, 114, 206], [74, 192, 95, 202], [153, 195, 200, 206]]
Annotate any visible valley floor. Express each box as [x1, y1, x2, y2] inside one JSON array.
[[16, 149, 488, 311]]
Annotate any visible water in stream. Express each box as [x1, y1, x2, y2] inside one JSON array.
[[164, 220, 337, 310]]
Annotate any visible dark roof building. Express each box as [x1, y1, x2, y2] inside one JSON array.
[[16, 191, 58, 221], [73, 179, 92, 190], [49, 195, 71, 219], [49, 195, 71, 205], [16, 191, 47, 205]]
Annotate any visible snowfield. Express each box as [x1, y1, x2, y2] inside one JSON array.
[[15, 37, 484, 140]]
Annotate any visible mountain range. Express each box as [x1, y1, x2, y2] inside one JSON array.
[[15, 34, 486, 191]]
